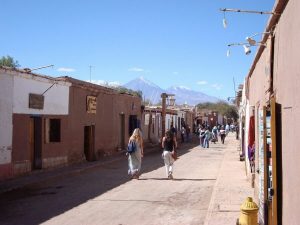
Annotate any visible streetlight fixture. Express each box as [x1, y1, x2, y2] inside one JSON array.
[[226, 31, 271, 56], [219, 8, 280, 29]]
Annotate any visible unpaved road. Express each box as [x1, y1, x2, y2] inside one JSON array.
[[0, 138, 227, 225]]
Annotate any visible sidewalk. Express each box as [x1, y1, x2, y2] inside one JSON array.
[[204, 133, 254, 225]]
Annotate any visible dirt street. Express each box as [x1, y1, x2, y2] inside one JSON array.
[[0, 136, 230, 225]]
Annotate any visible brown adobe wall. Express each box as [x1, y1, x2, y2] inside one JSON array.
[[12, 114, 69, 177], [67, 85, 141, 163]]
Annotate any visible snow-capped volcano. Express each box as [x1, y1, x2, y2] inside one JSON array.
[[124, 77, 165, 103], [124, 77, 220, 105]]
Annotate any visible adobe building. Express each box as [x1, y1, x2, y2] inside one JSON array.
[[142, 106, 178, 144], [239, 0, 300, 224], [0, 67, 71, 180], [60, 77, 141, 162], [0, 67, 141, 180]]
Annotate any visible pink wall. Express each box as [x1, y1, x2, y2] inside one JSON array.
[[273, 0, 300, 223], [248, 0, 300, 224]]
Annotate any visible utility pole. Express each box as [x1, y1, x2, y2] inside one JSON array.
[[89, 65, 93, 82]]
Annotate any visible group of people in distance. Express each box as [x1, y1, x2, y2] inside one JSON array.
[[197, 124, 233, 148], [127, 123, 236, 180], [127, 128, 177, 180]]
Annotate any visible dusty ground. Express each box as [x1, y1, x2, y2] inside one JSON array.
[[0, 137, 227, 225]]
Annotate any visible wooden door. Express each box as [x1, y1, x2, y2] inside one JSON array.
[[84, 125, 95, 161]]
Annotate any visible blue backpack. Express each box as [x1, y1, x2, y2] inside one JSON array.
[[127, 140, 136, 154]]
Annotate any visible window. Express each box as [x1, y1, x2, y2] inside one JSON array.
[[46, 119, 61, 143]]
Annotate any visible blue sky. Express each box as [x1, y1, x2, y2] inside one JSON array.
[[0, 0, 274, 100]]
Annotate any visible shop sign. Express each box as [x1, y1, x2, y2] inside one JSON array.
[[87, 96, 97, 114], [29, 93, 44, 109]]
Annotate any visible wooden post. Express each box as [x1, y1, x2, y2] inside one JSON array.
[[161, 93, 167, 139]]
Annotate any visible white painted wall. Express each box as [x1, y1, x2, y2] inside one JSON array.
[[0, 73, 13, 164], [13, 73, 70, 115]]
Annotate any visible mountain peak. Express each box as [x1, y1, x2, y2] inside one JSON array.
[[124, 77, 220, 105]]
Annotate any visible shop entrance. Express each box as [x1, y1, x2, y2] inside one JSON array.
[[84, 125, 95, 161], [265, 98, 282, 225]]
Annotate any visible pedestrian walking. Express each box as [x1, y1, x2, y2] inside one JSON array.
[[127, 128, 144, 179], [170, 124, 178, 151], [225, 124, 230, 136], [186, 126, 191, 142], [180, 126, 185, 143], [162, 130, 177, 179], [203, 128, 211, 148], [220, 125, 226, 144], [212, 125, 218, 143], [199, 126, 205, 147], [248, 142, 255, 173]]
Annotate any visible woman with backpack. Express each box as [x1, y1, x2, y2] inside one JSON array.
[[162, 130, 177, 179], [127, 128, 144, 179]]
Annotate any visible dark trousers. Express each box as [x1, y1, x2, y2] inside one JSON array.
[[220, 134, 225, 144]]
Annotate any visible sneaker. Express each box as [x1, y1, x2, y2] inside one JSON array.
[[168, 172, 173, 180]]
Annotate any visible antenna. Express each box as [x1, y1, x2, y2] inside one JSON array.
[[89, 65, 94, 82], [24, 64, 54, 73]]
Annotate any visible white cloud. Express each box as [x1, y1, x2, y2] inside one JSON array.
[[128, 67, 144, 72], [197, 80, 208, 85], [57, 67, 76, 72], [108, 81, 121, 87], [211, 83, 223, 90], [178, 86, 191, 90], [89, 80, 121, 87]]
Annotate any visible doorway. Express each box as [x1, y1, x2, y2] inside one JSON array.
[[129, 115, 138, 136], [30, 117, 42, 170], [265, 99, 282, 225], [84, 125, 95, 161]]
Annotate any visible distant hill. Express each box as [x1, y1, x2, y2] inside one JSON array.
[[124, 77, 220, 105]]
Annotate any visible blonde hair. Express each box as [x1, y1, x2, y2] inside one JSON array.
[[130, 128, 142, 143]]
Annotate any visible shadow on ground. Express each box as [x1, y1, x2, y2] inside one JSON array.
[[0, 136, 199, 225]]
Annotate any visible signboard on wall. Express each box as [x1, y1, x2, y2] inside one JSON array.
[[29, 93, 44, 109], [86, 96, 97, 114]]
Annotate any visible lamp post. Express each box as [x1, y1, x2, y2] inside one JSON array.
[[161, 93, 175, 139]]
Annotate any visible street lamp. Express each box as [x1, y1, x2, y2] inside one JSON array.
[[168, 96, 176, 107], [219, 8, 280, 29], [161, 93, 175, 138], [227, 33, 269, 57]]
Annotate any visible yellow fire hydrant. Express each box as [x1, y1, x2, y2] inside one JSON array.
[[238, 197, 259, 225]]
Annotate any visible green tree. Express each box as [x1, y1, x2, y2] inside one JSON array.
[[196, 101, 239, 121], [115, 86, 142, 99], [0, 55, 20, 68]]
